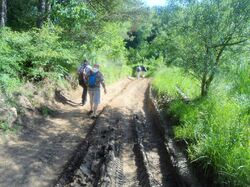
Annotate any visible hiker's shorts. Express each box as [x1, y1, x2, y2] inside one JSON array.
[[88, 88, 101, 104]]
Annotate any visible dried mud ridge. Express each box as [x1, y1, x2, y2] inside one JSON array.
[[55, 83, 202, 187]]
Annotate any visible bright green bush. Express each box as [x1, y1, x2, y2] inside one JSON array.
[[79, 22, 132, 83], [0, 28, 28, 77], [0, 26, 79, 94], [139, 56, 165, 77], [0, 74, 22, 95], [0, 21, 132, 97], [28, 25, 77, 80]]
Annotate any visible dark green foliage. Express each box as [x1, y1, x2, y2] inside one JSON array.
[[52, 0, 94, 31], [0, 0, 143, 95], [0, 26, 76, 83], [7, 0, 38, 30]]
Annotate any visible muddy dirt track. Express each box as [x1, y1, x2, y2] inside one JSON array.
[[0, 78, 199, 187]]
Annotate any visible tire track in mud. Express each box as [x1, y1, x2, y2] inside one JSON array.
[[54, 79, 139, 186], [55, 79, 186, 187], [133, 113, 180, 187]]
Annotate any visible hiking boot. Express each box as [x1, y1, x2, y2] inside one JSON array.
[[90, 113, 97, 119], [87, 110, 93, 115], [81, 100, 86, 106]]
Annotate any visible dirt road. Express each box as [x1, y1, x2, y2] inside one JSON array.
[[55, 78, 180, 187], [0, 78, 182, 187]]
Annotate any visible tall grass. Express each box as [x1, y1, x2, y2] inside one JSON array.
[[152, 66, 200, 99], [152, 66, 250, 187]]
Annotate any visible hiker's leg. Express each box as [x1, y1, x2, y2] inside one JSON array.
[[81, 84, 84, 103], [93, 89, 101, 116], [82, 84, 88, 104], [93, 103, 98, 116], [89, 90, 94, 111], [81, 87, 84, 103]]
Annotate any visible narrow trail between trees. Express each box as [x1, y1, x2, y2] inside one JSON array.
[[0, 78, 195, 187]]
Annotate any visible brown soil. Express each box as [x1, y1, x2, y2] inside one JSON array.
[[0, 78, 149, 187], [0, 78, 198, 187], [55, 78, 183, 187]]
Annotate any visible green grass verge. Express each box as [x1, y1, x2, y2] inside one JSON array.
[[152, 66, 200, 99], [152, 66, 250, 187]]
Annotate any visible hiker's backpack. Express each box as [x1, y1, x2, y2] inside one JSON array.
[[141, 66, 147, 72], [88, 72, 98, 88], [78, 64, 87, 86], [136, 66, 141, 72]]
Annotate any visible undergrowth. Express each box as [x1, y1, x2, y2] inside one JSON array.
[[152, 66, 200, 99], [0, 24, 132, 136], [152, 66, 250, 187], [0, 121, 19, 133]]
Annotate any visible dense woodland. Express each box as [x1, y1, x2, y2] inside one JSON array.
[[0, 0, 249, 186]]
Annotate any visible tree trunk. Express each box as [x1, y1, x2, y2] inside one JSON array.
[[201, 72, 215, 97], [45, 0, 51, 20], [0, 0, 7, 27], [201, 78, 207, 96], [37, 0, 46, 28], [201, 48, 209, 97]]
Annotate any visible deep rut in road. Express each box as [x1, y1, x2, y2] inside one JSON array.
[[55, 79, 194, 187]]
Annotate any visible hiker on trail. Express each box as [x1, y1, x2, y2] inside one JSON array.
[[87, 63, 107, 118], [136, 65, 141, 79], [141, 65, 147, 78], [77, 60, 92, 105]]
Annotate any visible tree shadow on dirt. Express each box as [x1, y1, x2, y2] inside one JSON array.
[[55, 90, 80, 107]]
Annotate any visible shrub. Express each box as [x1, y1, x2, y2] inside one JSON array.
[[0, 25, 80, 95], [1, 26, 78, 77], [0, 121, 11, 132]]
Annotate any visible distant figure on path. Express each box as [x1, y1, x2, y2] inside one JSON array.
[[136, 65, 141, 79], [141, 65, 147, 78], [87, 64, 107, 118], [77, 60, 92, 105]]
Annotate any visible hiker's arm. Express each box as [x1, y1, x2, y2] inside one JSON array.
[[101, 81, 107, 94], [83, 73, 87, 82], [99, 73, 107, 94]]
